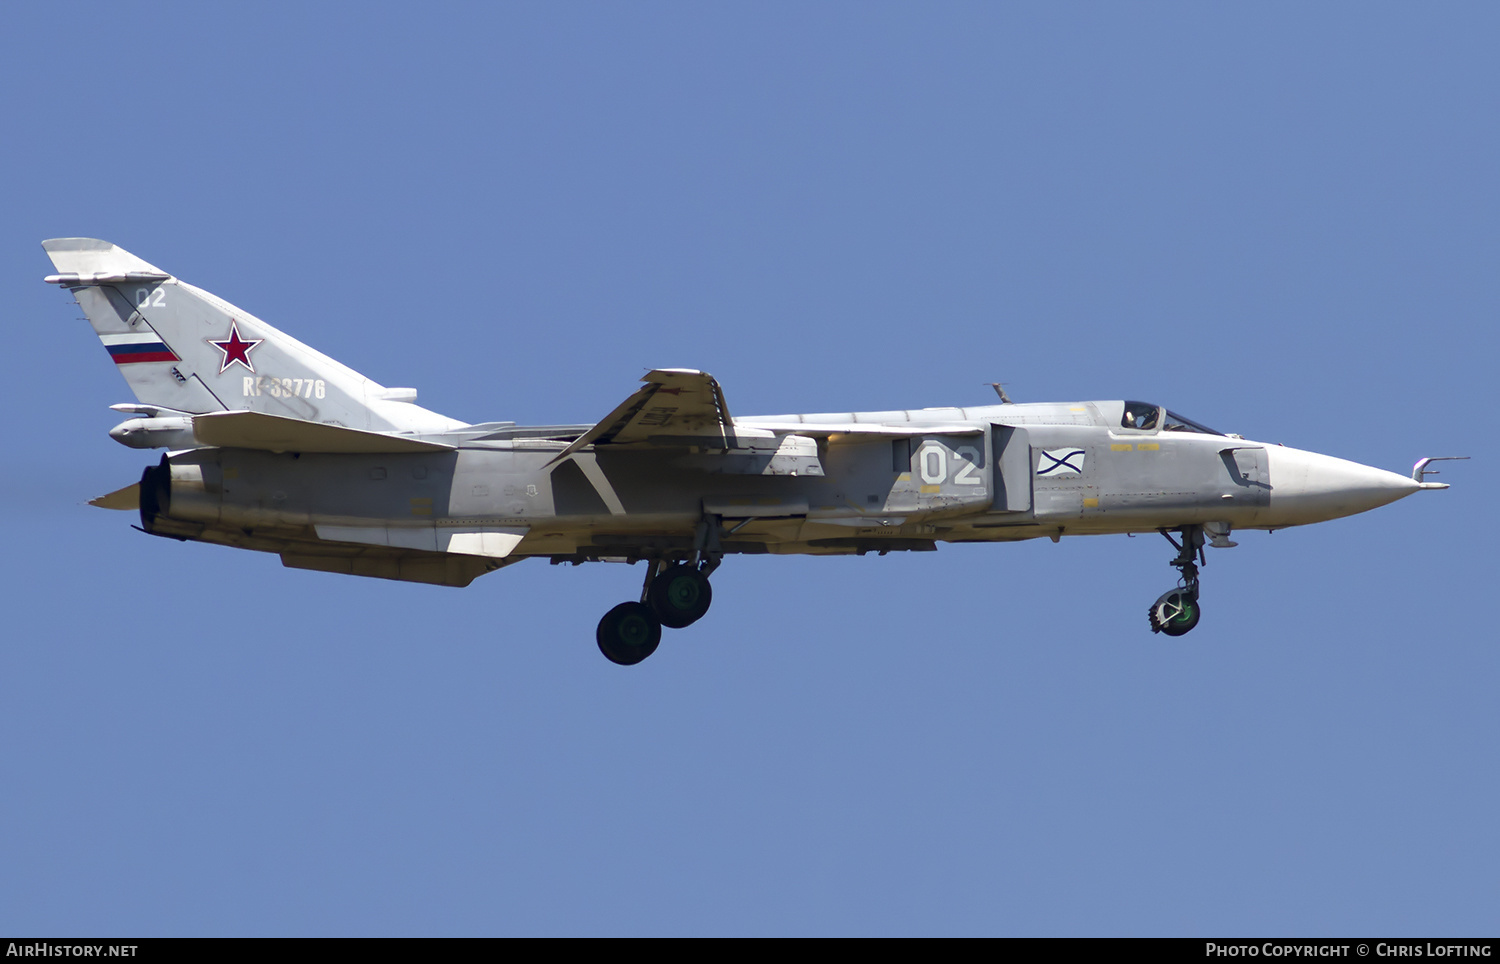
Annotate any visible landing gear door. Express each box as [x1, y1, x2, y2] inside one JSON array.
[[991, 426, 1032, 513]]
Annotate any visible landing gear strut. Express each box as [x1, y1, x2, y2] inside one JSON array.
[[1149, 526, 1204, 636], [595, 516, 724, 664]]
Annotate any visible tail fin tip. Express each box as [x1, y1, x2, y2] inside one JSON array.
[[42, 238, 168, 277]]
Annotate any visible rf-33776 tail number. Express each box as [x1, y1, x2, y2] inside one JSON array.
[[243, 376, 326, 399]]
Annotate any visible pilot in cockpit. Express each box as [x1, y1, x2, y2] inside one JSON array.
[[1121, 402, 1159, 431]]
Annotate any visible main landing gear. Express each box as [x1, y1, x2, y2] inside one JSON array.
[[595, 560, 718, 665], [1149, 525, 1204, 637], [595, 518, 723, 665]]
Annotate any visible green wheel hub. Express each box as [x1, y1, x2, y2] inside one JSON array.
[[647, 564, 713, 629], [664, 574, 702, 610], [1149, 588, 1202, 636], [597, 602, 662, 664]]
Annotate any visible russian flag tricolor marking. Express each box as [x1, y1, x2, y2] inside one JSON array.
[[100, 332, 179, 365]]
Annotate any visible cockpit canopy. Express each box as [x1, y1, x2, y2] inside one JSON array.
[[1119, 401, 1223, 436]]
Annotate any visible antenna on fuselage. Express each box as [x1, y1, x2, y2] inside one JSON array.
[[988, 382, 1013, 404]]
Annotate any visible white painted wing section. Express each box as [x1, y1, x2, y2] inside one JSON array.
[[193, 411, 454, 454]]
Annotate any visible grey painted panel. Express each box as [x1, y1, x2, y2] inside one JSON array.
[[448, 449, 541, 517], [1090, 437, 1270, 517], [1034, 487, 1085, 519], [993, 426, 1032, 513], [551, 460, 611, 516], [885, 434, 993, 515], [1028, 425, 1096, 522], [207, 449, 461, 527]]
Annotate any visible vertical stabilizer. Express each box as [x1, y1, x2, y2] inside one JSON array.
[[43, 238, 464, 434]]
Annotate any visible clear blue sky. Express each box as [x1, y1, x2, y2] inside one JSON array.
[[2, 2, 1495, 936]]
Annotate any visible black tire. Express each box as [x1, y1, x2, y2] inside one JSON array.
[[647, 564, 713, 629], [596, 602, 662, 665], [1149, 589, 1201, 637]]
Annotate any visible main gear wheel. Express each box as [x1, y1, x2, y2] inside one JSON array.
[[597, 602, 662, 665], [647, 563, 713, 629]]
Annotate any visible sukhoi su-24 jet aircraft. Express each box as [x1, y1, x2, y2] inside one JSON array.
[[45, 238, 1461, 665]]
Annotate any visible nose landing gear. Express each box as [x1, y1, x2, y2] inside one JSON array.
[[1149, 526, 1204, 636]]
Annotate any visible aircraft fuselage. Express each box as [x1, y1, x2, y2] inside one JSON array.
[[137, 399, 1424, 589]]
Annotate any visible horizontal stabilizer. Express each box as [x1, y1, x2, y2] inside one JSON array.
[[192, 411, 454, 454], [89, 482, 140, 510]]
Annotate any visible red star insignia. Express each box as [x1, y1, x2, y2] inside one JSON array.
[[209, 320, 263, 374]]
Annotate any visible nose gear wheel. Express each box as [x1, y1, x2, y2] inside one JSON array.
[[1149, 525, 1206, 636], [1149, 588, 1201, 636]]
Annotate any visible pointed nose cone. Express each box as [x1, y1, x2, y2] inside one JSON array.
[[1265, 446, 1422, 526]]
